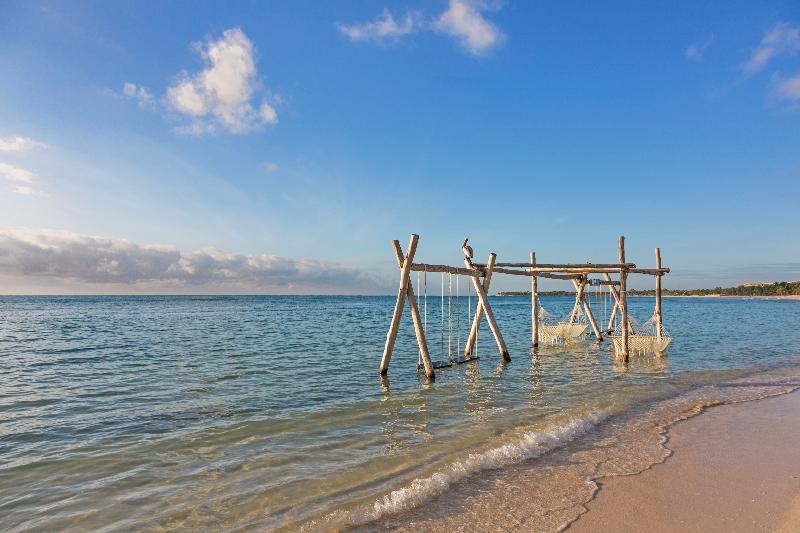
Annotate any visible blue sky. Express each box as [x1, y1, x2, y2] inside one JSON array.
[[1, 0, 799, 294]]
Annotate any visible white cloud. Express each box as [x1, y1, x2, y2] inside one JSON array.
[[338, 1, 505, 56], [337, 9, 421, 43], [742, 22, 800, 75], [122, 82, 155, 108], [0, 229, 382, 293], [685, 33, 714, 61], [774, 73, 800, 101], [0, 162, 49, 198], [12, 185, 49, 198], [166, 28, 279, 134], [0, 136, 46, 152], [262, 161, 279, 173], [434, 0, 505, 55], [260, 102, 278, 124], [0, 161, 36, 183]]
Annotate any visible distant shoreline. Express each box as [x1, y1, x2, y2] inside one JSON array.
[[657, 294, 800, 300], [497, 280, 800, 299], [496, 292, 800, 300]]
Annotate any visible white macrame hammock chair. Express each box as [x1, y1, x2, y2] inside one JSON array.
[[609, 312, 672, 355], [538, 298, 588, 345]]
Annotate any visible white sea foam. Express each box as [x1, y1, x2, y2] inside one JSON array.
[[319, 409, 611, 529]]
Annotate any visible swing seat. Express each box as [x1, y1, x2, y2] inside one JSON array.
[[609, 313, 671, 356], [420, 360, 453, 370], [609, 335, 671, 355], [451, 354, 479, 364], [539, 323, 587, 344]]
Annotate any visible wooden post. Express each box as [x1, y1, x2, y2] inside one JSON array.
[[530, 251, 539, 347], [618, 236, 629, 361], [655, 247, 663, 339], [465, 253, 496, 356], [380, 234, 418, 376], [465, 257, 510, 362], [391, 240, 435, 379], [573, 279, 602, 340]]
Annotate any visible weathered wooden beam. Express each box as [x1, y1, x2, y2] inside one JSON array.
[[392, 241, 435, 379], [465, 258, 510, 362], [380, 235, 418, 376], [602, 272, 634, 335], [530, 251, 539, 347], [619, 236, 629, 361], [410, 263, 482, 277], [629, 268, 671, 275], [588, 279, 620, 286], [569, 279, 586, 323], [476, 266, 634, 274], [485, 262, 637, 269], [465, 253, 496, 356], [574, 279, 602, 340], [491, 267, 583, 280]]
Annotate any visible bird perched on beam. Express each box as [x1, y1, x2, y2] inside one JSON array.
[[462, 237, 473, 259]]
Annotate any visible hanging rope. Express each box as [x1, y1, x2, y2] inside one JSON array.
[[602, 282, 607, 333], [467, 275, 472, 323], [423, 267, 428, 357], [448, 273, 452, 363], [456, 274, 460, 358], [423, 268, 427, 333], [417, 270, 421, 369], [440, 272, 445, 359]]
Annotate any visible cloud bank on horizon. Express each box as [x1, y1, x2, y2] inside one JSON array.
[[0, 229, 385, 294]]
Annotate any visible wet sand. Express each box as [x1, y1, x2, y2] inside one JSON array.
[[569, 390, 800, 532]]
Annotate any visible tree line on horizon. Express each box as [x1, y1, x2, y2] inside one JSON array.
[[496, 281, 800, 297]]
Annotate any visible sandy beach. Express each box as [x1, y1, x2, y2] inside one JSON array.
[[570, 390, 800, 532]]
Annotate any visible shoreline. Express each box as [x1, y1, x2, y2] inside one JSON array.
[[569, 389, 800, 532], [347, 367, 800, 532]]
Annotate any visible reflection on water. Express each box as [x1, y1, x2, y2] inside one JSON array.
[[0, 295, 799, 531]]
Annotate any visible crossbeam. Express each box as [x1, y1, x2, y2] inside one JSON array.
[[410, 263, 482, 277], [491, 267, 584, 279], [629, 268, 671, 275], [486, 262, 637, 269]]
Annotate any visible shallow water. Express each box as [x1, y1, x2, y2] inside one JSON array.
[[1, 295, 799, 531]]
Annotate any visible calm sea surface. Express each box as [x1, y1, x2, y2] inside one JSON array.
[[1, 295, 800, 531]]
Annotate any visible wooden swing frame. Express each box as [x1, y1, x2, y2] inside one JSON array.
[[380, 234, 670, 380]]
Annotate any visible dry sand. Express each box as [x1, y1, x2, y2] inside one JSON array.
[[569, 390, 800, 532]]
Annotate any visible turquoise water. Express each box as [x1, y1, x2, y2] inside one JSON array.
[[1, 295, 799, 531]]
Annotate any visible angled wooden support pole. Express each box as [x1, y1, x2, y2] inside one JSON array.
[[618, 236, 629, 361], [569, 279, 586, 323], [530, 251, 539, 347], [380, 234, 419, 377], [464, 257, 510, 362], [655, 247, 663, 340], [465, 253, 496, 356], [603, 272, 634, 335], [391, 240, 435, 379], [573, 278, 602, 340]]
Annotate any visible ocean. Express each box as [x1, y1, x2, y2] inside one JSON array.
[[2, 295, 799, 531]]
